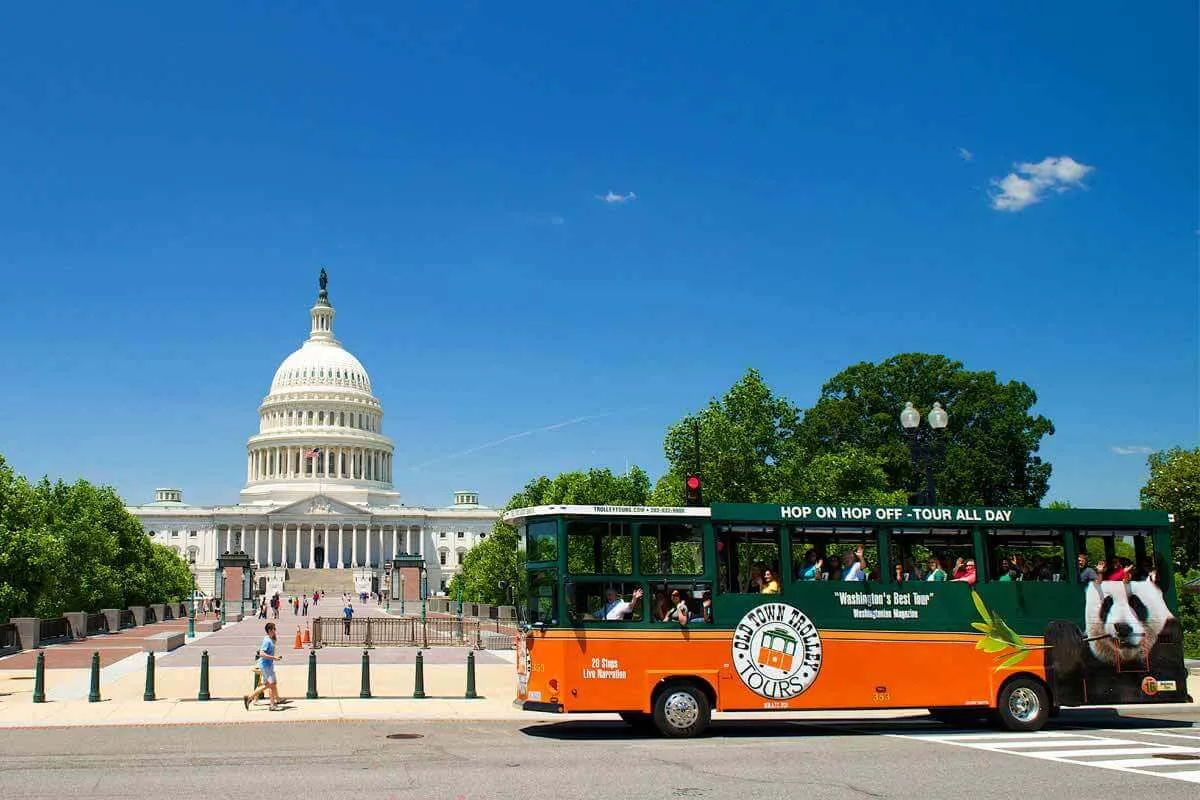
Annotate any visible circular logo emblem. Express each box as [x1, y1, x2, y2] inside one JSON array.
[[1141, 676, 1159, 696], [731, 603, 822, 700]]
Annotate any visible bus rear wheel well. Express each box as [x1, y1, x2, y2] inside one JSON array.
[[651, 676, 716, 710], [995, 671, 1048, 706]]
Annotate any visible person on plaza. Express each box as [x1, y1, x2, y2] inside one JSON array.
[[243, 622, 283, 712], [312, 590, 319, 608], [342, 599, 354, 635], [302, 596, 309, 616]]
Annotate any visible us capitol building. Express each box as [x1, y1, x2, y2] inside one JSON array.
[[127, 271, 498, 598]]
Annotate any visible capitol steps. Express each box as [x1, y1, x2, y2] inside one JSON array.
[[284, 567, 357, 596]]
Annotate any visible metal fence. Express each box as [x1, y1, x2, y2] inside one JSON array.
[[85, 613, 108, 636], [118, 610, 135, 629], [0, 623, 18, 656], [38, 617, 72, 644], [312, 616, 518, 649]]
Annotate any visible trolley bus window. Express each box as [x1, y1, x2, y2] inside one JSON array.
[[1077, 529, 1156, 582], [889, 528, 973, 583], [648, 582, 712, 624], [638, 522, 704, 576], [716, 524, 781, 594], [526, 570, 558, 625], [566, 521, 632, 575], [526, 520, 558, 563], [986, 528, 1066, 582], [790, 526, 877, 581], [567, 580, 644, 622]]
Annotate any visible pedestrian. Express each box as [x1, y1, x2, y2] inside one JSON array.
[[244, 622, 283, 712], [342, 599, 353, 636], [302, 597, 309, 616], [312, 591, 319, 608], [293, 596, 299, 616]]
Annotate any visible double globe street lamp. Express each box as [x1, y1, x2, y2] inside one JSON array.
[[900, 400, 949, 506]]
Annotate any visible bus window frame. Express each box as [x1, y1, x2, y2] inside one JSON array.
[[715, 523, 784, 594], [787, 525, 879, 583], [635, 520, 706, 578], [887, 526, 978, 584], [564, 578, 647, 624], [525, 518, 560, 565], [984, 527, 1069, 583], [565, 518, 633, 576]]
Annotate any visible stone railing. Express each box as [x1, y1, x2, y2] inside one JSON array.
[[2, 600, 187, 653]]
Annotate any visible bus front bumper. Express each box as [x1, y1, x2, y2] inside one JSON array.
[[514, 700, 564, 714]]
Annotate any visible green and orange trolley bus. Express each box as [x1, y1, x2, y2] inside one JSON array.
[[508, 502, 1190, 737]]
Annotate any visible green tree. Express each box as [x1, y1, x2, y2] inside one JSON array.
[[453, 467, 652, 604], [784, 446, 907, 506], [1140, 447, 1200, 570], [797, 353, 1055, 506], [650, 369, 802, 505], [0, 453, 195, 621]]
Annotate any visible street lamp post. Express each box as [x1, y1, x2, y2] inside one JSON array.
[[187, 580, 196, 638], [400, 573, 406, 616], [900, 401, 949, 506]]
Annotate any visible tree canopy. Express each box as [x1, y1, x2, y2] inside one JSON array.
[[450, 467, 652, 604], [0, 454, 193, 622], [796, 353, 1055, 506], [1140, 447, 1200, 570]]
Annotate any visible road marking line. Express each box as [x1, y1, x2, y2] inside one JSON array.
[[1024, 746, 1194, 758], [981, 738, 1127, 750], [906, 731, 1089, 741], [1097, 728, 1200, 742]]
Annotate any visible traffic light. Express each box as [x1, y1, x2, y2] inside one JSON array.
[[684, 474, 703, 507]]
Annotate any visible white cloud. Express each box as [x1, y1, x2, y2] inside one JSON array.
[[990, 156, 1094, 212], [596, 191, 637, 204], [958, 147, 974, 162], [1111, 445, 1154, 456]]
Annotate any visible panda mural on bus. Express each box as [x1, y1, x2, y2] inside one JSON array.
[[1044, 565, 1188, 706]]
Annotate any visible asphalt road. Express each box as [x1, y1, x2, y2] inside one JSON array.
[[1, 709, 1198, 799]]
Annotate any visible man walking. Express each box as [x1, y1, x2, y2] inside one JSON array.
[[302, 596, 309, 616], [244, 622, 283, 711], [342, 598, 353, 637]]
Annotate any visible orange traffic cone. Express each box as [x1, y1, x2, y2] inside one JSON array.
[[302, 627, 311, 645], [294, 629, 303, 649]]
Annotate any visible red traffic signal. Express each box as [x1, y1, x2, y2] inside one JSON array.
[[685, 474, 703, 506]]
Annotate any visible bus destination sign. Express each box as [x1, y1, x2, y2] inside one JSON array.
[[780, 505, 1014, 524]]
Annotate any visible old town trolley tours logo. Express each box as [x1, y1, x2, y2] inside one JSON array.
[[732, 603, 822, 700]]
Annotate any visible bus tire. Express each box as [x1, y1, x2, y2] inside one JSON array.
[[653, 683, 711, 738], [995, 677, 1049, 732]]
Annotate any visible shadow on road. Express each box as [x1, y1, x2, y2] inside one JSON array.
[[520, 709, 1197, 741]]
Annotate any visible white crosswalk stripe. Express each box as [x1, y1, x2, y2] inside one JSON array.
[[894, 728, 1200, 784]]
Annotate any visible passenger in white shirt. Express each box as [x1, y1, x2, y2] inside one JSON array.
[[600, 587, 644, 620]]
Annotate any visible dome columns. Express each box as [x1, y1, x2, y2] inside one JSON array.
[[246, 443, 393, 485]]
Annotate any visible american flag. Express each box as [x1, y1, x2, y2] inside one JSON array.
[[304, 447, 322, 458]]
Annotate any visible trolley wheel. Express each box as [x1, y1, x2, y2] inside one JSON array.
[[995, 677, 1050, 732], [653, 683, 711, 738], [619, 711, 655, 731], [928, 708, 987, 727]]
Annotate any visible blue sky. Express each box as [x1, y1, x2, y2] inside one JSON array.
[[0, 2, 1195, 510]]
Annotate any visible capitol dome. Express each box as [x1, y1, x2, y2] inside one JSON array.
[[240, 270, 399, 508]]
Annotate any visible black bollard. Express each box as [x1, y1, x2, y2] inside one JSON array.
[[306, 650, 318, 699], [413, 650, 426, 699], [32, 651, 45, 703], [88, 651, 101, 703], [359, 649, 372, 699], [143, 652, 156, 702], [465, 650, 478, 699], [198, 650, 211, 701]]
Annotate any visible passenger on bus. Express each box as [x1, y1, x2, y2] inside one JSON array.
[[747, 565, 764, 593], [841, 546, 867, 581], [797, 550, 823, 581], [926, 558, 947, 582], [652, 588, 671, 621], [893, 564, 904, 583], [1135, 557, 1156, 582], [1076, 553, 1099, 584], [760, 568, 781, 594], [701, 590, 713, 623], [600, 587, 644, 620], [664, 589, 690, 625], [951, 558, 977, 586]]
